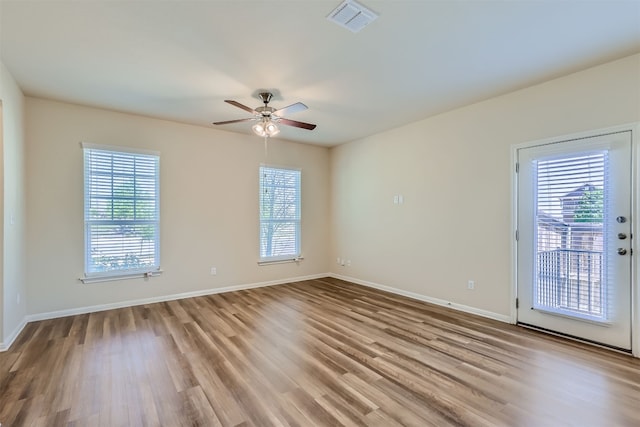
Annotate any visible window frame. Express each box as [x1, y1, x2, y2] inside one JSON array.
[[81, 143, 161, 282], [258, 165, 302, 264]]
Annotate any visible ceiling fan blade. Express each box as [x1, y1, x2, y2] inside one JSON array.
[[213, 118, 256, 125], [273, 102, 308, 116], [278, 118, 317, 130], [225, 100, 257, 114]]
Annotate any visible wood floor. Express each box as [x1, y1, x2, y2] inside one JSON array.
[[1, 277, 639, 426]]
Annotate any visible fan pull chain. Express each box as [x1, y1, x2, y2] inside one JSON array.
[[264, 136, 269, 157]]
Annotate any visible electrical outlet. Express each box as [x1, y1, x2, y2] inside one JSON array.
[[346, 260, 351, 267], [467, 280, 475, 290], [210, 267, 217, 276], [336, 257, 341, 264]]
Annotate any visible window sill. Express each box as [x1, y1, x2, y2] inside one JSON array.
[[80, 269, 164, 284], [257, 256, 304, 266]]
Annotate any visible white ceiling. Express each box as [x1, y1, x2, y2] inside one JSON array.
[[1, 1, 639, 147]]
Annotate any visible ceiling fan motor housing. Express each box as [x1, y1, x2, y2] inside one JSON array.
[[256, 106, 275, 117]]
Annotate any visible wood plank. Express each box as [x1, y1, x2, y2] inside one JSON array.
[[1, 278, 639, 426]]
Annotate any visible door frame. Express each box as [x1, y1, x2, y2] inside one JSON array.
[[511, 122, 640, 357]]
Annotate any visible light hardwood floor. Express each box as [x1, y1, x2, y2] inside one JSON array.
[[1, 277, 639, 426]]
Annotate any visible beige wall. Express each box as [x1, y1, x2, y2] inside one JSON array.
[[25, 98, 330, 315], [0, 61, 27, 346], [330, 53, 640, 317]]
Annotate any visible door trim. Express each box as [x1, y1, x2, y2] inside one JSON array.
[[511, 122, 640, 357]]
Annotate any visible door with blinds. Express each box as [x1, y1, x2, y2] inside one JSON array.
[[517, 131, 632, 351]]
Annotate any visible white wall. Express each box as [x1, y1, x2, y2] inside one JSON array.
[[330, 54, 640, 318], [25, 98, 330, 316], [0, 60, 27, 348]]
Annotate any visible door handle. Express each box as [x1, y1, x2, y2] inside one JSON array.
[[617, 248, 627, 255]]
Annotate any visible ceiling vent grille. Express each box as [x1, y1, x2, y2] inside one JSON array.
[[327, 0, 379, 33]]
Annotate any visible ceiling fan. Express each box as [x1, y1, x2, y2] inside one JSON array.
[[213, 92, 317, 138]]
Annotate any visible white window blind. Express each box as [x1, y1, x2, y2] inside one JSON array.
[[259, 166, 301, 262], [83, 145, 160, 278], [534, 151, 608, 321]]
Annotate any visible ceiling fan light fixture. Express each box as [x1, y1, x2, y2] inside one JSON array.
[[252, 122, 266, 137], [253, 119, 279, 137], [265, 121, 279, 136]]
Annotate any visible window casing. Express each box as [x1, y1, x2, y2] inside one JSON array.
[[83, 144, 160, 279], [259, 166, 301, 262]]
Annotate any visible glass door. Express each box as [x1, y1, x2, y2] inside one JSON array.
[[517, 131, 632, 350]]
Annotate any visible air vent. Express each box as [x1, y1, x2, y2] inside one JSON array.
[[327, 0, 379, 33]]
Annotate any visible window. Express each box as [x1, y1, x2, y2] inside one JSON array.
[[259, 166, 301, 262], [83, 144, 160, 280], [534, 151, 607, 320]]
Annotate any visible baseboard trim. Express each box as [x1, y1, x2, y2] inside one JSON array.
[[0, 317, 28, 352], [328, 273, 512, 323], [25, 273, 329, 324]]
